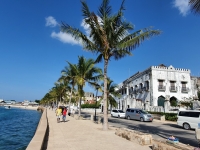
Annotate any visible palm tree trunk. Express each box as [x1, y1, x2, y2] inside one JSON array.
[[68, 86, 74, 114], [103, 59, 109, 131], [79, 97, 81, 117]]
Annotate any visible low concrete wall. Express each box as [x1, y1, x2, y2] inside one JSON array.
[[81, 108, 101, 113], [26, 107, 47, 150], [115, 128, 152, 146]]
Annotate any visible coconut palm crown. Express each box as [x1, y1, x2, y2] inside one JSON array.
[[66, 56, 102, 116], [61, 0, 161, 130]]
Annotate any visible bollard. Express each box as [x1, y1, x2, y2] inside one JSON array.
[[98, 116, 102, 124], [90, 114, 93, 121], [160, 115, 165, 121]]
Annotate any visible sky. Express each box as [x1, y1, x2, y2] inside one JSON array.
[[0, 0, 200, 101]]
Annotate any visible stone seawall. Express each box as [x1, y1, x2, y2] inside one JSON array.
[[26, 107, 47, 150]]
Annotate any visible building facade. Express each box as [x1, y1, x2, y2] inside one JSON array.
[[117, 64, 199, 112]]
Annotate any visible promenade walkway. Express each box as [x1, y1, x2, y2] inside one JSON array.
[[45, 109, 151, 150]]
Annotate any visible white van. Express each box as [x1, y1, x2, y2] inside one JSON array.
[[177, 110, 200, 130]]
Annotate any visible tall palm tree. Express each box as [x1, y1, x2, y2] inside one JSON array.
[[61, 0, 161, 130], [189, 0, 200, 14], [67, 56, 102, 117]]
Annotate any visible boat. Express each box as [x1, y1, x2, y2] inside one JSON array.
[[5, 105, 11, 109]]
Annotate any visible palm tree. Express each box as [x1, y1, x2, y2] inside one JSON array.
[[67, 56, 102, 117], [60, 63, 77, 113], [189, 0, 200, 14], [61, 0, 161, 130], [99, 78, 120, 111], [40, 92, 51, 106], [53, 81, 69, 106]]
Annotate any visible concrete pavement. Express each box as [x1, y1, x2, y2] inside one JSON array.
[[45, 109, 152, 150]]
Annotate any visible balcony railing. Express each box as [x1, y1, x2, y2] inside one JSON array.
[[169, 86, 177, 92], [158, 85, 166, 91], [138, 88, 143, 93], [133, 90, 137, 94], [181, 87, 189, 93], [143, 86, 149, 91]]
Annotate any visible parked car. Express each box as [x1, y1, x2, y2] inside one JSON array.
[[125, 108, 153, 122], [177, 110, 200, 130], [111, 109, 125, 118]]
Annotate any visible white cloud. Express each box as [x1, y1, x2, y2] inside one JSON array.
[[81, 19, 91, 35], [45, 16, 58, 27], [47, 17, 103, 45], [51, 31, 81, 45], [173, 0, 190, 16]]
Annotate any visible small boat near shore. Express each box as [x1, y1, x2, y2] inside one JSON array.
[[5, 105, 11, 109]]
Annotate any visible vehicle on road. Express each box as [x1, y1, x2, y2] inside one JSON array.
[[125, 108, 153, 122], [177, 110, 200, 130], [111, 109, 125, 118]]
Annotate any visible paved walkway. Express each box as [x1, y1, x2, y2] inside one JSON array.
[[45, 109, 151, 150]]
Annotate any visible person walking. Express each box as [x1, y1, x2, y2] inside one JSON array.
[[56, 106, 62, 123], [62, 107, 67, 122]]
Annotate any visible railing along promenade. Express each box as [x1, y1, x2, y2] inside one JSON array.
[[26, 106, 47, 150]]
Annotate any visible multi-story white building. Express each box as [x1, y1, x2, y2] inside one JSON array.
[[117, 64, 199, 112]]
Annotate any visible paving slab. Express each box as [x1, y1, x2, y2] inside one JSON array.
[[45, 109, 151, 150]]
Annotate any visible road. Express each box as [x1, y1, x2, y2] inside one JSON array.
[[108, 116, 198, 147]]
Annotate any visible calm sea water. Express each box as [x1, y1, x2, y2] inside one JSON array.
[[0, 106, 42, 150]]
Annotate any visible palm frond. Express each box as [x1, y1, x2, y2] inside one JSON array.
[[81, 0, 91, 18], [61, 23, 96, 52], [98, 0, 112, 19], [118, 28, 161, 51], [189, 0, 200, 14]]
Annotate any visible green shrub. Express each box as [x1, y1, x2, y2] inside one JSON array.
[[148, 111, 177, 121], [81, 103, 100, 108], [164, 113, 178, 121]]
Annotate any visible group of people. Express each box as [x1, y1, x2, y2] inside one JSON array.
[[56, 106, 68, 123]]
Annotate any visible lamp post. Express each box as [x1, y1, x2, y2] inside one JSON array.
[[94, 86, 99, 122]]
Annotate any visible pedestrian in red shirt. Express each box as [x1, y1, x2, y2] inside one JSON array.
[[62, 107, 67, 122]]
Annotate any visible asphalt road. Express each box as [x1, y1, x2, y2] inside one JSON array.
[[108, 116, 198, 147]]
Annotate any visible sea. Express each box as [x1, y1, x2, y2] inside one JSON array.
[[0, 106, 42, 150]]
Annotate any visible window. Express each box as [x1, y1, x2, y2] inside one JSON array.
[[136, 110, 140, 114], [139, 110, 148, 114], [179, 111, 190, 117], [158, 80, 165, 91], [131, 87, 133, 92], [190, 112, 200, 118], [130, 109, 134, 113], [181, 82, 187, 92], [158, 80, 164, 86], [170, 81, 175, 90], [118, 110, 124, 113], [179, 111, 200, 118], [126, 109, 130, 112]]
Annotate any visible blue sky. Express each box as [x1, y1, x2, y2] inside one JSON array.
[[0, 0, 199, 101]]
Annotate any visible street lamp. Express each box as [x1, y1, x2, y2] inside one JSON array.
[[94, 85, 99, 122]]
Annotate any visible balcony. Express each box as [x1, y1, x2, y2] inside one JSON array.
[[138, 88, 143, 93], [143, 86, 149, 91], [181, 87, 189, 93], [169, 86, 177, 92], [158, 85, 166, 91]]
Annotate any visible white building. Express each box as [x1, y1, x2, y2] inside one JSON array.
[[117, 64, 199, 112]]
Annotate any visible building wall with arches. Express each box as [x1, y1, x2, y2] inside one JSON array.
[[117, 64, 198, 112]]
